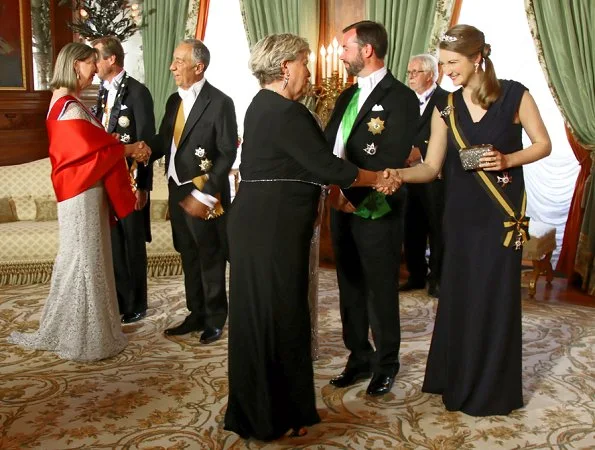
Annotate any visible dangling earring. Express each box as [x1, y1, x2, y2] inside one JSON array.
[[282, 73, 289, 90], [76, 71, 80, 80], [474, 62, 479, 73]]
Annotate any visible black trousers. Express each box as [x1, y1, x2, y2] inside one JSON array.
[[111, 207, 148, 315], [403, 179, 445, 284], [168, 181, 228, 329], [331, 207, 403, 376]]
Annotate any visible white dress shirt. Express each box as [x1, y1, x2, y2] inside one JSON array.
[[332, 66, 388, 159], [167, 78, 217, 207], [416, 83, 437, 116], [101, 69, 125, 130]]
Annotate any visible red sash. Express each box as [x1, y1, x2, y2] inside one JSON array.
[[46, 95, 136, 219]]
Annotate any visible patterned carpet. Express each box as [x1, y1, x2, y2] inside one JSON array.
[[1, 270, 594, 449]]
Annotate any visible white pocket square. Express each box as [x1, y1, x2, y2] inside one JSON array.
[[372, 104, 384, 111], [120, 104, 128, 110]]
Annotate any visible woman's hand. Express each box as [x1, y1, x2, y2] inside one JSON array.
[[328, 185, 356, 213], [479, 149, 509, 171]]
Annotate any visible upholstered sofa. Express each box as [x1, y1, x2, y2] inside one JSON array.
[[0, 158, 181, 285]]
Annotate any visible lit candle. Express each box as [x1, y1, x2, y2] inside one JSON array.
[[332, 38, 339, 72], [320, 46, 327, 79], [326, 44, 333, 79], [309, 52, 316, 85]]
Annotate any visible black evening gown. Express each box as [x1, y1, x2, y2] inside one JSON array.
[[422, 80, 528, 416], [224, 90, 358, 440]]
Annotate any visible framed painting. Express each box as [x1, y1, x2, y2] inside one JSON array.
[[0, 0, 27, 90]]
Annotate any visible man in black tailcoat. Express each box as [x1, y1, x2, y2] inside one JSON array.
[[149, 39, 237, 344], [325, 21, 418, 396], [400, 53, 448, 298], [93, 36, 155, 324]]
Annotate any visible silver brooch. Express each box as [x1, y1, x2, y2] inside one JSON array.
[[200, 158, 213, 172], [440, 33, 458, 43], [120, 133, 131, 143], [195, 147, 205, 158], [497, 172, 512, 187], [440, 105, 454, 117], [118, 116, 130, 128], [363, 143, 377, 155]]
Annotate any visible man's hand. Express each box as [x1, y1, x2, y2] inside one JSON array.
[[179, 194, 216, 220], [135, 190, 148, 211], [124, 141, 151, 165]]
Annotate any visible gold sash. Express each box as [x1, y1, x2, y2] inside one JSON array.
[[173, 103, 185, 148], [444, 93, 529, 250]]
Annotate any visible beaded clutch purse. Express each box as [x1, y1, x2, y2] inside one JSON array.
[[459, 144, 493, 171]]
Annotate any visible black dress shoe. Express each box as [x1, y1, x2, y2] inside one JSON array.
[[366, 373, 395, 396], [329, 368, 372, 388], [121, 311, 146, 324], [199, 327, 223, 344], [428, 283, 440, 298], [164, 317, 204, 336], [399, 279, 426, 291]]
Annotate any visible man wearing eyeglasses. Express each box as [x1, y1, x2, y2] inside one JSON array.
[[401, 54, 448, 298]]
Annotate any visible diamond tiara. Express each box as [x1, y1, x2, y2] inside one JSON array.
[[440, 34, 458, 43]]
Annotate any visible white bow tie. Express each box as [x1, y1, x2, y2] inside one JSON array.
[[178, 87, 195, 102], [103, 79, 120, 91], [358, 77, 374, 91]]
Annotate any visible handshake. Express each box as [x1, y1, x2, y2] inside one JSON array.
[[124, 141, 151, 165], [330, 168, 403, 213], [375, 168, 403, 195]]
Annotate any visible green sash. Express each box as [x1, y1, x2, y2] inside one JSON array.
[[444, 93, 529, 249]]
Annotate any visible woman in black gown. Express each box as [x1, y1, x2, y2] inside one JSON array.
[[390, 25, 551, 416], [223, 34, 399, 440]]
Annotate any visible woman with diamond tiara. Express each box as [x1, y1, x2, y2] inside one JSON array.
[[387, 24, 551, 416]]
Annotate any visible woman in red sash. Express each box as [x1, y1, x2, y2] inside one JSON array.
[[9, 43, 150, 361]]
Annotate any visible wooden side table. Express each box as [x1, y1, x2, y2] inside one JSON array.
[[522, 221, 557, 298]]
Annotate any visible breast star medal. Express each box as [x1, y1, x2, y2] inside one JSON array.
[[195, 147, 206, 158], [199, 158, 213, 172], [367, 117, 385, 135], [118, 116, 130, 128], [120, 133, 131, 143], [363, 143, 377, 155]]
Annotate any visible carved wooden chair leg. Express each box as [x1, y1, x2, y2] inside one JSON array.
[[544, 251, 554, 285]]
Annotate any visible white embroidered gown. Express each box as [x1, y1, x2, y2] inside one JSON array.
[[8, 98, 127, 361]]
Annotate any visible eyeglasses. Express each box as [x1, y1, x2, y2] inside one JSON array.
[[406, 70, 428, 77]]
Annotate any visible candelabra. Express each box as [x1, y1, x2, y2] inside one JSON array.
[[311, 71, 351, 127], [303, 38, 355, 127]]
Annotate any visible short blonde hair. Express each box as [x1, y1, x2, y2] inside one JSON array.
[[50, 42, 97, 91], [249, 34, 310, 86]]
